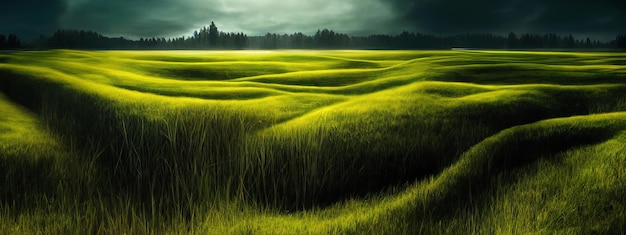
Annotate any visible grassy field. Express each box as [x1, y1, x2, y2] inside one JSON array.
[[1, 49, 626, 234]]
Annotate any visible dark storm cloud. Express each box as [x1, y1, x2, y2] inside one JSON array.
[[61, 0, 215, 39], [387, 0, 509, 32], [0, 0, 67, 39], [203, 0, 397, 35], [1, 0, 624, 41], [59, 0, 397, 39], [387, 0, 626, 39], [519, 0, 626, 37]]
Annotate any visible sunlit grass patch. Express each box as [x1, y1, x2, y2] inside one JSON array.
[[0, 94, 56, 151]]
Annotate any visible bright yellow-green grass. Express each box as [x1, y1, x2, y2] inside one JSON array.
[[1, 50, 626, 234]]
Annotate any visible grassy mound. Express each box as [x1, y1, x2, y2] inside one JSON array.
[[0, 50, 625, 234]]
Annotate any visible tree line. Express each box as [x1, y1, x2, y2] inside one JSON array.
[[0, 34, 21, 50], [3, 22, 626, 50]]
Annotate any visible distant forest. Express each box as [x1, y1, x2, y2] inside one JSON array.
[[2, 22, 626, 50]]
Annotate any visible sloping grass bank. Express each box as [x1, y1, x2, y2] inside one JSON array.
[[0, 50, 625, 234]]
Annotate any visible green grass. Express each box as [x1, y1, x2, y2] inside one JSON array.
[[1, 49, 626, 234]]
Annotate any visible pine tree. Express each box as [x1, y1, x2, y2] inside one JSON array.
[[507, 32, 518, 49], [209, 22, 218, 47]]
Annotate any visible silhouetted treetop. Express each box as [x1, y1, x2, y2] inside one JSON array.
[[209, 21, 218, 47]]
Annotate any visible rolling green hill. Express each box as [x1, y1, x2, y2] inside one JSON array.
[[1, 50, 625, 234]]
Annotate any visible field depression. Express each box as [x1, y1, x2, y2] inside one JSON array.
[[1, 50, 626, 234]]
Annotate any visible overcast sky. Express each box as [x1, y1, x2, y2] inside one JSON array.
[[1, 0, 625, 41]]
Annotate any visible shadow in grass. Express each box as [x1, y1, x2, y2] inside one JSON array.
[[244, 71, 379, 87], [431, 65, 626, 85], [0, 153, 59, 210], [607, 59, 626, 65], [115, 84, 280, 100], [334, 59, 384, 69], [411, 116, 626, 225], [0, 69, 262, 219], [149, 66, 291, 81], [156, 67, 238, 80]]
